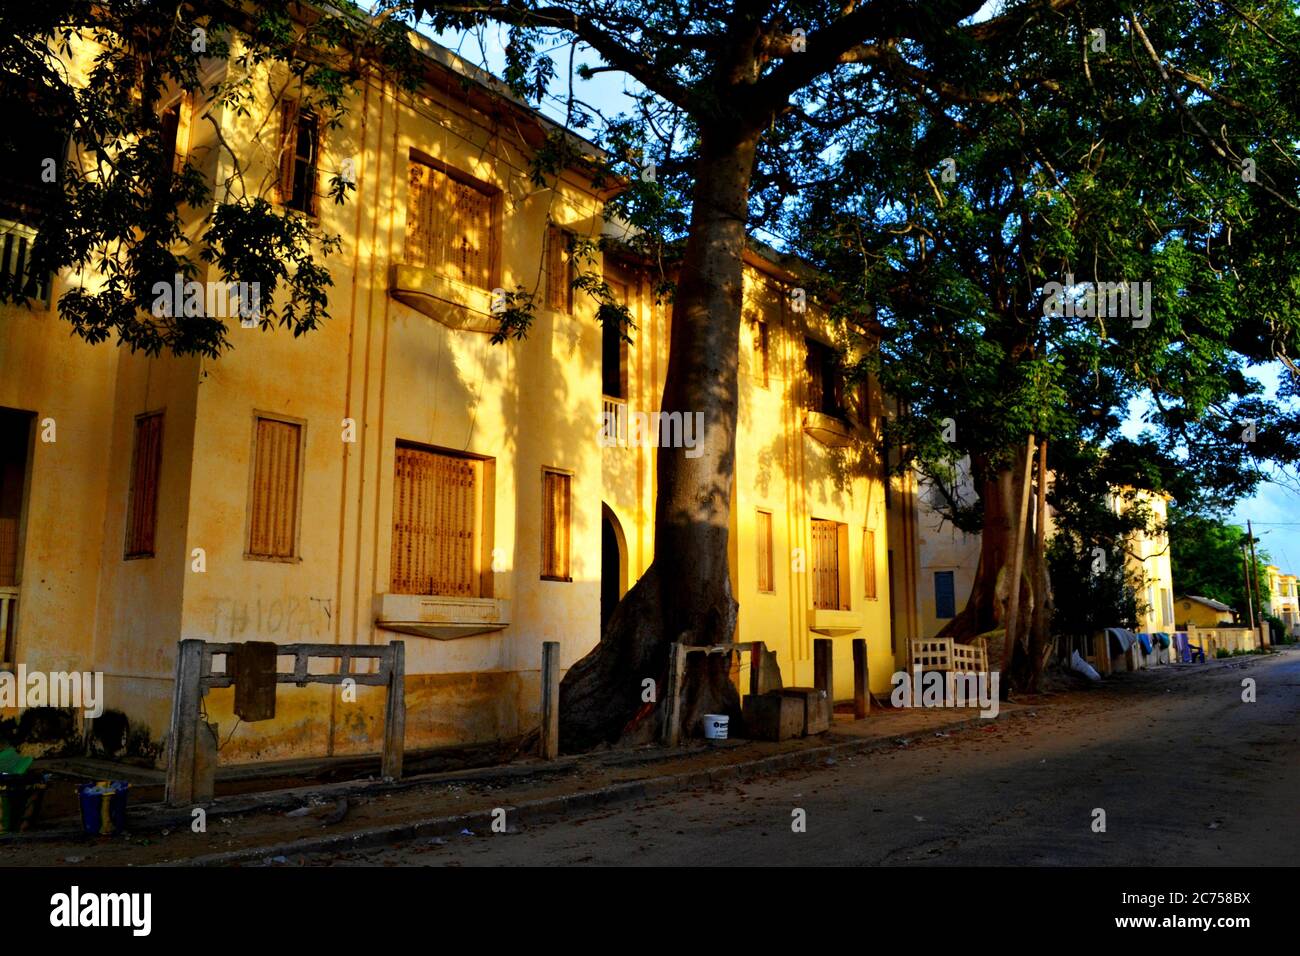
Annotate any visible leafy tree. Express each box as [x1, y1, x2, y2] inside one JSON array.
[[0, 1, 419, 356], [1168, 508, 1270, 620], [412, 0, 1153, 743], [787, 1, 1300, 689]]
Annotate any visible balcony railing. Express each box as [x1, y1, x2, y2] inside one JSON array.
[[0, 219, 50, 302], [601, 395, 628, 446], [0, 586, 17, 664]]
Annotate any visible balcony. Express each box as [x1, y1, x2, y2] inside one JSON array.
[[601, 395, 628, 446], [0, 586, 17, 666], [806, 606, 863, 637], [0, 219, 50, 302], [389, 264, 499, 334], [802, 410, 857, 448], [374, 592, 510, 640]]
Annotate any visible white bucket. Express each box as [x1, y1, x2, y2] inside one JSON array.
[[702, 714, 729, 740]]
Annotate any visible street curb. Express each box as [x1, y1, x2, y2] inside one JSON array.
[[170, 707, 1030, 867]]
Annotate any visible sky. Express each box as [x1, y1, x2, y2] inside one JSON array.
[[421, 17, 1300, 578]]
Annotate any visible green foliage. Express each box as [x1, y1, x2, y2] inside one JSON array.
[[786, 1, 1300, 536], [1047, 534, 1139, 640], [0, 0, 418, 357], [1168, 507, 1270, 618]]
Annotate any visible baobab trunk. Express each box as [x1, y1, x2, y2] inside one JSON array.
[[934, 443, 1053, 693], [558, 129, 760, 752]]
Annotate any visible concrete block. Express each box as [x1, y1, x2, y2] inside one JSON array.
[[782, 687, 829, 735], [742, 693, 803, 741]]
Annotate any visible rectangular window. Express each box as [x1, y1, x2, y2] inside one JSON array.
[[602, 273, 629, 399], [863, 528, 878, 600], [756, 509, 774, 593], [805, 338, 845, 417], [159, 93, 192, 177], [934, 570, 956, 619], [391, 444, 487, 596], [247, 416, 303, 560], [279, 103, 319, 215], [125, 412, 164, 558], [811, 518, 850, 610], [1161, 587, 1173, 626], [541, 469, 572, 581], [405, 153, 497, 289], [546, 226, 574, 313], [753, 321, 769, 388]]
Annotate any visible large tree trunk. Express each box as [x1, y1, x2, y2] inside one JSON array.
[[558, 129, 760, 752], [935, 443, 1053, 694]]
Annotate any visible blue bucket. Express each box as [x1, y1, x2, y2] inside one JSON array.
[[76, 780, 130, 836]]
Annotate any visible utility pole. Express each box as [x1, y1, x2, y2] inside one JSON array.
[[1247, 520, 1266, 647], [1241, 538, 1257, 632]]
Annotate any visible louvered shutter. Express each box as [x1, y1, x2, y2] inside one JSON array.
[[248, 417, 301, 559], [811, 518, 840, 610], [391, 446, 478, 596], [125, 412, 164, 558], [756, 510, 773, 592], [541, 470, 571, 579]]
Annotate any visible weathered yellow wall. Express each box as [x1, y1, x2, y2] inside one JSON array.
[[2, 32, 896, 760]]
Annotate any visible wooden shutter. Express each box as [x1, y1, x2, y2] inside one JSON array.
[[811, 518, 840, 610], [404, 157, 495, 288], [279, 102, 317, 214], [541, 470, 571, 580], [278, 102, 298, 207], [756, 510, 774, 592], [863, 528, 877, 599], [125, 412, 164, 558], [546, 226, 572, 313], [248, 417, 301, 559], [805, 339, 824, 413], [391, 445, 478, 596]]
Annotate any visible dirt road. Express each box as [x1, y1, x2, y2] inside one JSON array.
[[301, 649, 1300, 866]]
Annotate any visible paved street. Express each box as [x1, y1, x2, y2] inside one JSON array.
[[304, 649, 1300, 866]]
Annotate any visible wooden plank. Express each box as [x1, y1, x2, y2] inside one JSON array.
[[662, 642, 687, 747], [540, 641, 560, 760], [381, 641, 405, 780], [164, 639, 204, 806], [814, 638, 833, 724], [852, 638, 869, 719], [748, 641, 766, 697]]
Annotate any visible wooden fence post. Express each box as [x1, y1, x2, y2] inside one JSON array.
[[381, 640, 405, 780], [749, 641, 766, 697], [852, 638, 869, 719], [814, 638, 833, 724], [541, 641, 560, 760], [164, 639, 204, 806], [662, 641, 687, 747]]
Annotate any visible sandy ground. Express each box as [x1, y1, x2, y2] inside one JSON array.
[[296, 648, 1300, 866], [4, 648, 1295, 866]]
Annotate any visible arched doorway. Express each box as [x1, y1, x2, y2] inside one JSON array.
[[601, 504, 627, 637]]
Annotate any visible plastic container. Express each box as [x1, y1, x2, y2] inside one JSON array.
[[77, 780, 131, 836], [702, 714, 729, 740]]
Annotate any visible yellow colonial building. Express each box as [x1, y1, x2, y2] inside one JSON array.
[[0, 30, 893, 763], [1111, 489, 1177, 634], [1264, 566, 1299, 636]]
